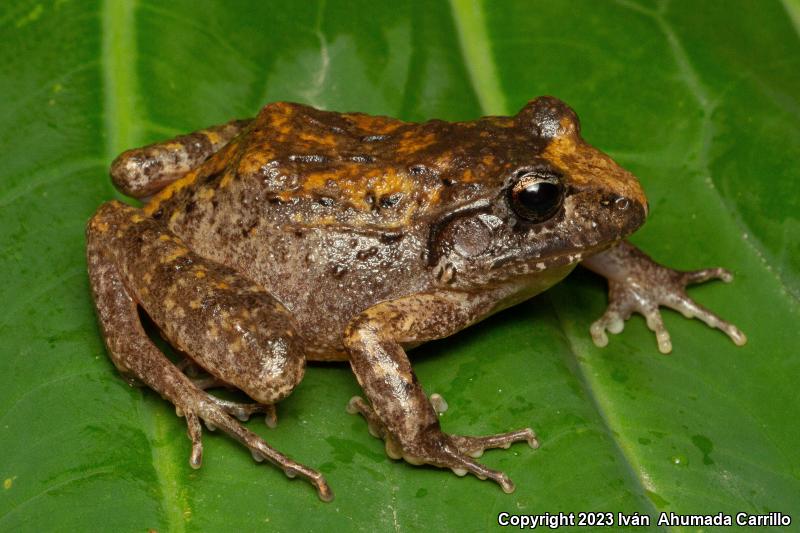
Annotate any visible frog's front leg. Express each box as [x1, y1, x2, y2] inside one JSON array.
[[110, 118, 251, 198], [582, 240, 746, 353], [344, 292, 538, 493], [86, 200, 331, 501]]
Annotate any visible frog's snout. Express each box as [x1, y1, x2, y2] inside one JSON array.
[[607, 188, 648, 238], [608, 169, 648, 221], [570, 162, 648, 243], [578, 145, 649, 235], [597, 159, 648, 222]]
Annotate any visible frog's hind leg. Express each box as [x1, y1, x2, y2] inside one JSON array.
[[110, 118, 251, 199], [87, 200, 331, 501]]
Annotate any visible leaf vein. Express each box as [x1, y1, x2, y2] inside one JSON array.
[[0, 467, 117, 525], [653, 5, 799, 303], [546, 297, 670, 530], [101, 2, 188, 531], [0, 371, 107, 427], [0, 157, 104, 208], [448, 0, 508, 115]]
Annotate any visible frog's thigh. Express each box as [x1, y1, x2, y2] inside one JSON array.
[[87, 200, 304, 405], [110, 118, 252, 198]]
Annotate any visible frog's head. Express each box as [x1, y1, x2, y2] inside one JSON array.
[[429, 96, 647, 288]]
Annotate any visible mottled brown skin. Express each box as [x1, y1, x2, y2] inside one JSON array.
[[111, 119, 251, 198], [87, 96, 745, 500]]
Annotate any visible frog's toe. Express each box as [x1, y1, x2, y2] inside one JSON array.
[[681, 266, 733, 284], [263, 405, 278, 428], [447, 454, 516, 494], [346, 396, 388, 439], [664, 289, 747, 347], [642, 305, 672, 354], [205, 395, 278, 427], [186, 412, 203, 468], [659, 266, 746, 349], [451, 427, 539, 458], [590, 307, 626, 347], [429, 393, 448, 414]]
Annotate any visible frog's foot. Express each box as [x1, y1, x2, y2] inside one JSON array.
[[177, 359, 278, 427], [201, 395, 278, 428], [177, 394, 330, 501], [583, 241, 747, 354], [395, 429, 534, 493], [346, 396, 536, 493]]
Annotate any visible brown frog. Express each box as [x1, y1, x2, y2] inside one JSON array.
[[86, 97, 746, 501]]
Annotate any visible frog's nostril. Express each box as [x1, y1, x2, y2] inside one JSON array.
[[610, 193, 647, 237]]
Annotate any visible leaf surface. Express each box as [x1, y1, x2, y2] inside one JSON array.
[[1, 1, 798, 531]]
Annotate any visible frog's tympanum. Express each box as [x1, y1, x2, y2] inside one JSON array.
[[87, 97, 746, 500]]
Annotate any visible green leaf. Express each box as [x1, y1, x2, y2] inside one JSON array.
[[2, 0, 798, 531]]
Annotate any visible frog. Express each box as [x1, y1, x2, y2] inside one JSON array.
[[86, 96, 746, 501]]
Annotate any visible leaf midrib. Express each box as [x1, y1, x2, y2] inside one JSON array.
[[101, 1, 187, 532], [782, 0, 800, 36], [448, 0, 508, 115]]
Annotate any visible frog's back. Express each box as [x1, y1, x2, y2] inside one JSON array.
[[229, 102, 433, 229], [225, 101, 545, 230], [146, 102, 545, 230]]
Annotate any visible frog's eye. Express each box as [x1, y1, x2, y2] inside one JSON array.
[[509, 170, 564, 223]]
